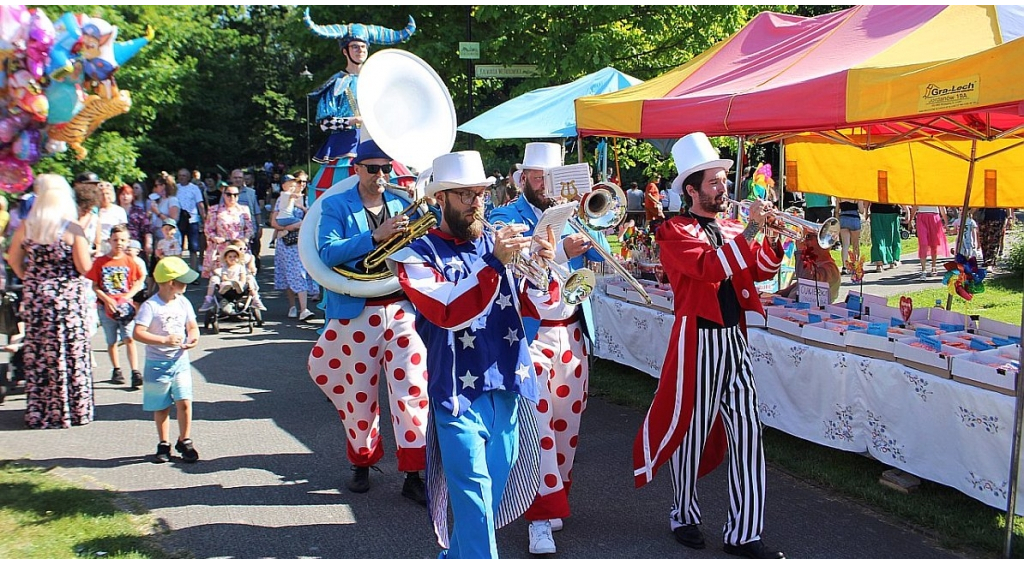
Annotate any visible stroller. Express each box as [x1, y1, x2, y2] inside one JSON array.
[[203, 283, 263, 334]]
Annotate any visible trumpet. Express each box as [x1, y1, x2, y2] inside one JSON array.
[[480, 219, 597, 306], [727, 197, 841, 249]]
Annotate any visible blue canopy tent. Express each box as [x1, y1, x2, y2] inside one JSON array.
[[459, 66, 641, 139]]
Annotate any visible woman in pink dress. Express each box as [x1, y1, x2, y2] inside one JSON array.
[[202, 186, 253, 278]]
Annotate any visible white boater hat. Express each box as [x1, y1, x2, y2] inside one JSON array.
[[516, 142, 563, 171], [424, 151, 496, 198], [670, 132, 734, 193]]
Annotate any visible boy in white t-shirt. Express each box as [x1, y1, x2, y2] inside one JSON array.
[[133, 257, 201, 464]]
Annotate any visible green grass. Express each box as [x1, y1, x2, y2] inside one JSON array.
[[588, 355, 1024, 558], [0, 461, 170, 558], [886, 271, 1023, 325]]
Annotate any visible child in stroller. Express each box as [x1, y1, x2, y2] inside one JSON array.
[[198, 245, 265, 332]]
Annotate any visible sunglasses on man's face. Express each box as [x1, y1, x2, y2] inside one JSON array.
[[361, 164, 393, 175]]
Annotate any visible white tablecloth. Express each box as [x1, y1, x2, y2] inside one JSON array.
[[590, 290, 1024, 515]]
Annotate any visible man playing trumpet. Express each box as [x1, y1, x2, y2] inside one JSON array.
[[388, 150, 577, 558], [634, 133, 785, 559], [307, 138, 429, 504]]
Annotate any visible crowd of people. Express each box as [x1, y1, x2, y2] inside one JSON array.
[[0, 164, 320, 428]]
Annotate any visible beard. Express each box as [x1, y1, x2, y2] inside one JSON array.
[[445, 204, 484, 241], [523, 178, 552, 210], [696, 190, 727, 215]]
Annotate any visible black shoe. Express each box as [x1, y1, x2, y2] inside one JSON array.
[[673, 524, 706, 549], [723, 540, 786, 559], [402, 472, 427, 506], [348, 466, 370, 493], [175, 438, 200, 463], [130, 370, 143, 390], [154, 442, 171, 463], [110, 367, 125, 385]]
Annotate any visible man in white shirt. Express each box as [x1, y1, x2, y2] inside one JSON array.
[[665, 183, 683, 218], [176, 168, 207, 272]]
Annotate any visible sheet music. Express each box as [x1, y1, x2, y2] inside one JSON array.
[[531, 201, 578, 253]]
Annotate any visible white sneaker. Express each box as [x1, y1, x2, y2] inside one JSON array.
[[298, 308, 315, 321], [549, 518, 563, 532], [198, 296, 215, 313], [287, 306, 298, 318], [528, 520, 556, 555], [918, 271, 928, 280]]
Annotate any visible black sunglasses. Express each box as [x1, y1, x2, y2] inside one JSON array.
[[361, 164, 393, 175], [224, 192, 240, 197]]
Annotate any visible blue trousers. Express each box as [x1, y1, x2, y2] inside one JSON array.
[[434, 391, 520, 559]]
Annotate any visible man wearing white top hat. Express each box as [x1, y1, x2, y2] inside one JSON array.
[[633, 132, 785, 559], [488, 142, 612, 554], [307, 137, 429, 505], [387, 150, 576, 558]]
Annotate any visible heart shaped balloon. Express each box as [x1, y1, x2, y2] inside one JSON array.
[[0, 154, 33, 193], [899, 296, 913, 324]]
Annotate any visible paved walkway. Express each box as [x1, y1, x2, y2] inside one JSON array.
[[0, 234, 970, 558]]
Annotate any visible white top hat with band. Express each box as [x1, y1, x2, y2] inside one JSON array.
[[670, 132, 734, 193], [425, 151, 495, 198], [516, 142, 563, 171]]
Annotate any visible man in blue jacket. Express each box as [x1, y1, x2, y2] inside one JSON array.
[[488, 142, 611, 555], [306, 138, 428, 504]]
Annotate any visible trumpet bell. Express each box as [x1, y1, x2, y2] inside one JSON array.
[[818, 217, 841, 249]]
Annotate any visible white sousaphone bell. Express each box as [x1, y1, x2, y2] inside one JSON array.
[[298, 49, 457, 297]]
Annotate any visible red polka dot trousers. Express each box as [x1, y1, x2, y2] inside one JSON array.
[[523, 320, 589, 521], [308, 301, 429, 471]]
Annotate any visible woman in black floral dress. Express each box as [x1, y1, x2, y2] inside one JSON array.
[[7, 174, 95, 429]]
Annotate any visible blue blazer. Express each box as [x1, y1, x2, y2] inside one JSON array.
[[488, 197, 611, 344], [318, 188, 414, 320]]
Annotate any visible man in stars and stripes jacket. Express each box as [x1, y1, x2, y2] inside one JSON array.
[[388, 151, 575, 559]]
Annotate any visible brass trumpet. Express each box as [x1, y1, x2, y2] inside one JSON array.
[[332, 198, 437, 281], [480, 219, 597, 306], [727, 197, 841, 248]]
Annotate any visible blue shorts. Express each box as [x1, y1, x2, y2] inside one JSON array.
[[181, 221, 201, 252], [98, 307, 135, 345], [839, 213, 861, 231], [142, 357, 194, 411]]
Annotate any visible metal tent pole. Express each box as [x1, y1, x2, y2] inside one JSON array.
[[946, 140, 977, 311], [1005, 274, 1024, 556]]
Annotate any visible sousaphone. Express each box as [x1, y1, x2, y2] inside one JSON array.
[[298, 49, 456, 297]]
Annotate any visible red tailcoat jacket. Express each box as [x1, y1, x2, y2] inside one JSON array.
[[633, 215, 783, 487]]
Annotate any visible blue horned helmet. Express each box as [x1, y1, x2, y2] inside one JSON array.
[[304, 8, 416, 54]]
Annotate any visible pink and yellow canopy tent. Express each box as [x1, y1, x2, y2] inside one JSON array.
[[576, 5, 1024, 143], [576, 6, 1024, 552]]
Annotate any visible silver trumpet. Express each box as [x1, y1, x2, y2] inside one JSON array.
[[480, 219, 597, 306], [727, 197, 841, 248]]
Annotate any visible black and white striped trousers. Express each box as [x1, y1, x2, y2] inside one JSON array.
[[668, 325, 766, 545]]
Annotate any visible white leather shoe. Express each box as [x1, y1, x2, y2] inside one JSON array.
[[528, 520, 556, 554], [287, 306, 297, 318], [549, 518, 563, 532], [298, 308, 315, 321]]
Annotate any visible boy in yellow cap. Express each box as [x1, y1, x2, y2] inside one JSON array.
[[132, 257, 201, 463]]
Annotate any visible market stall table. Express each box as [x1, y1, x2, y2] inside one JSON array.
[[591, 289, 1024, 514]]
